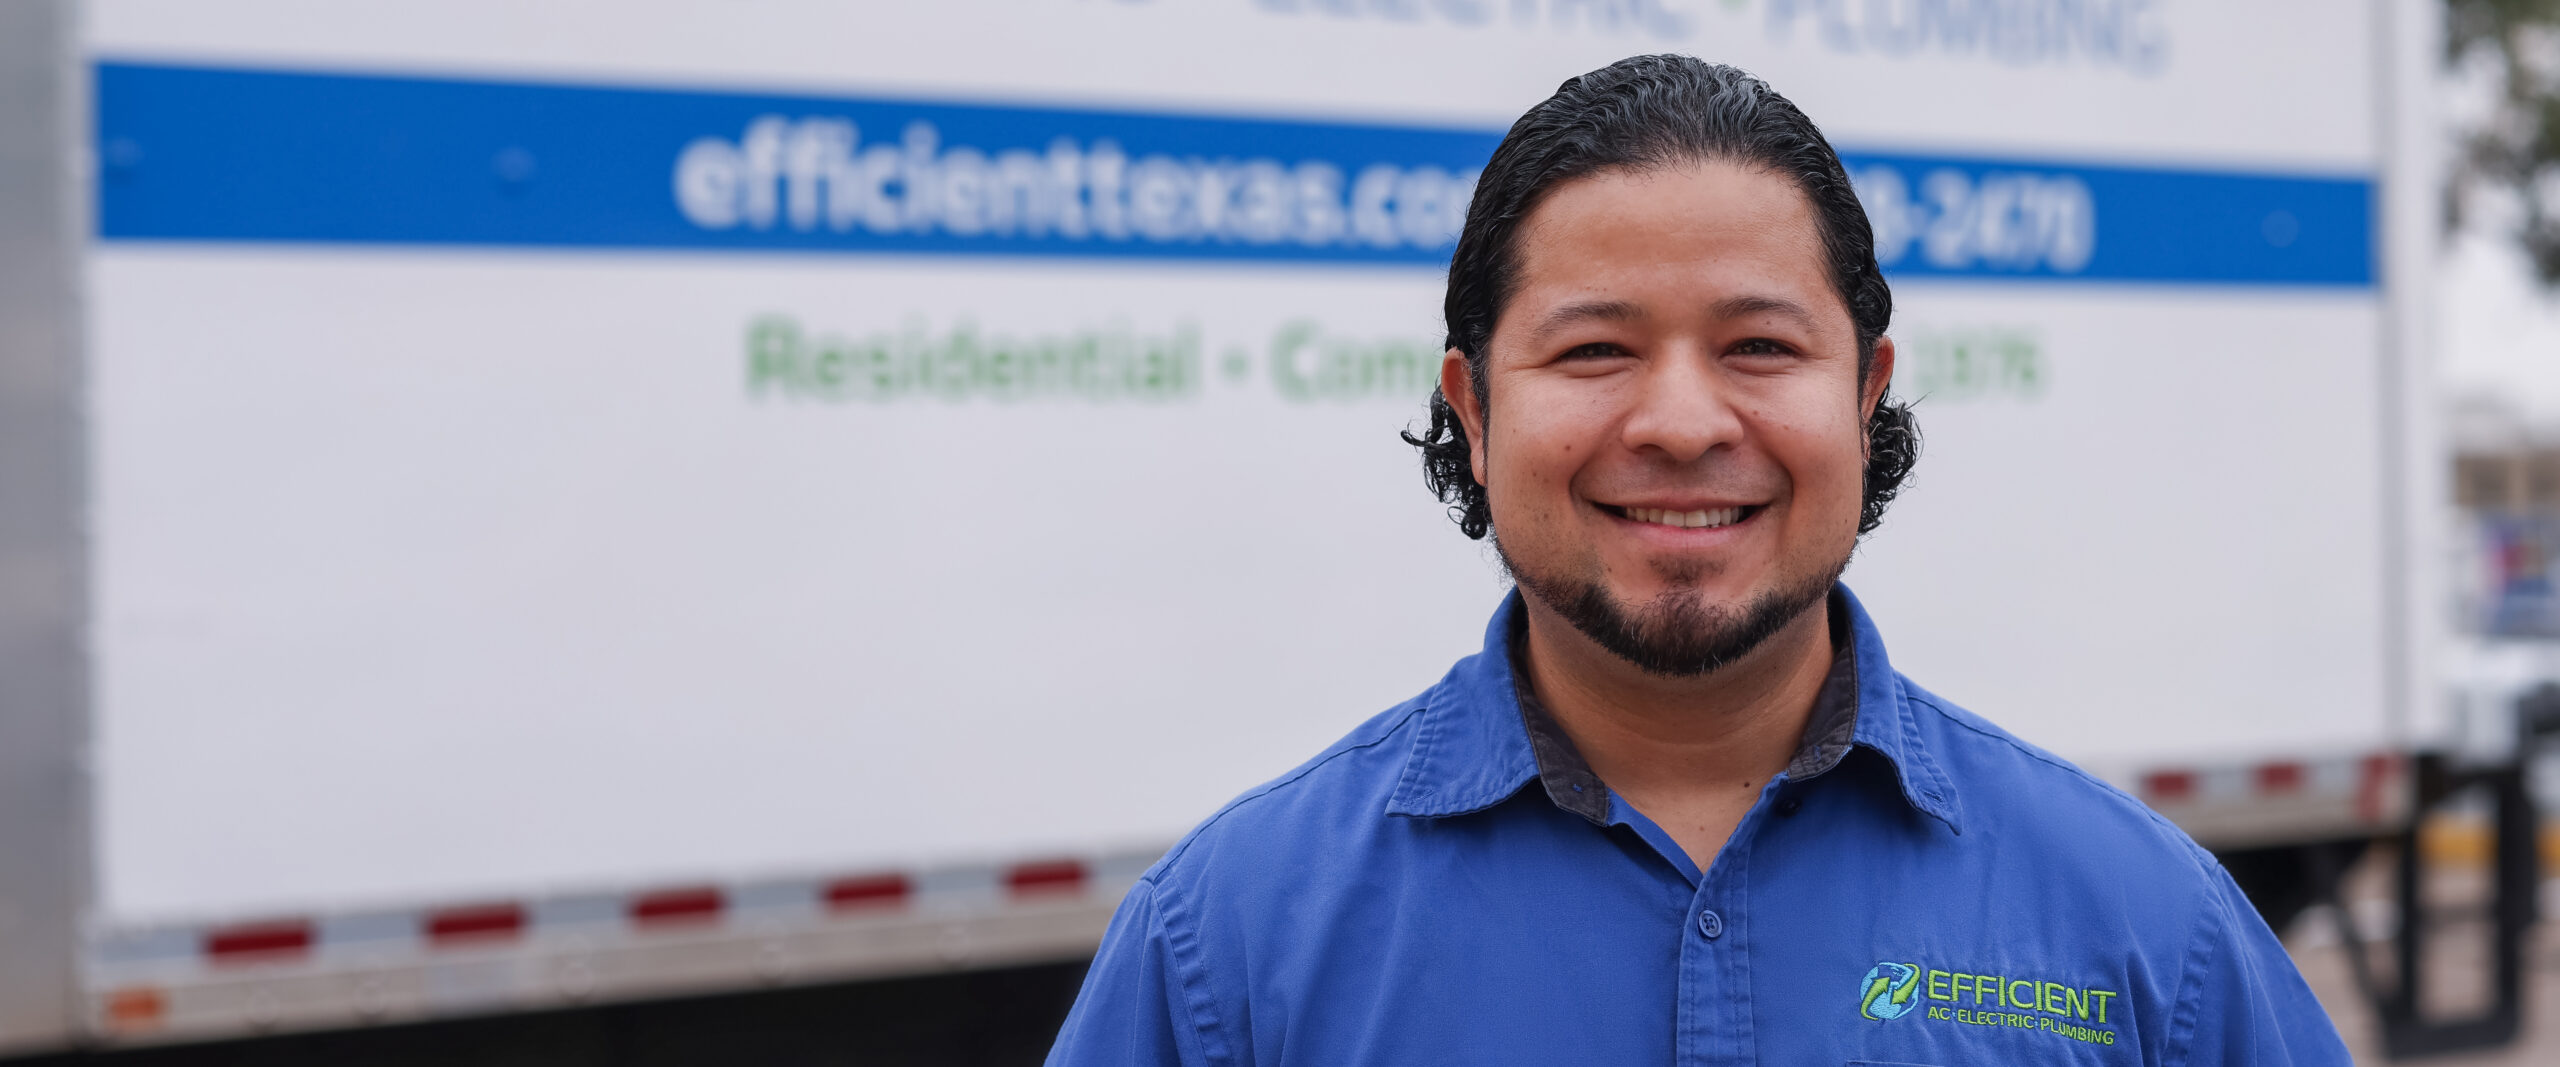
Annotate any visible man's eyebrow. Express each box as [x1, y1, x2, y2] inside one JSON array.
[[1711, 294, 1819, 329], [1527, 299, 1645, 341]]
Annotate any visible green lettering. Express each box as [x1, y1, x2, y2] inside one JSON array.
[[1023, 339, 1062, 395], [2089, 990, 2116, 1024], [1383, 341, 1434, 398], [938, 321, 980, 400], [741, 315, 1232, 404], [1181, 323, 1201, 394], [2065, 986, 2089, 1020], [1138, 339, 1168, 393], [855, 336, 894, 397], [983, 339, 1019, 397], [2008, 979, 2035, 1009], [1064, 334, 1099, 396], [1329, 339, 1357, 396], [898, 319, 934, 393], [1270, 320, 1318, 402], [748, 315, 803, 396], [810, 341, 847, 394], [1927, 969, 1953, 1002], [1161, 322, 1200, 398], [2013, 336, 2040, 391]]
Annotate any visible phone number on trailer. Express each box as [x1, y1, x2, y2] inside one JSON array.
[[1851, 164, 2096, 276]]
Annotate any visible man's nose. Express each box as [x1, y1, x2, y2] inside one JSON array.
[[1618, 348, 1743, 464]]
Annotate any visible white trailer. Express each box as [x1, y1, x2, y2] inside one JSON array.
[[0, 0, 2505, 1058]]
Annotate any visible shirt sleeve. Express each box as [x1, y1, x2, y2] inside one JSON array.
[[2171, 862, 2354, 1066], [1046, 879, 1210, 1067]]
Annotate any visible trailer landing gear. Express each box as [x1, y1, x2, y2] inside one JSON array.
[[2311, 688, 2560, 1059]]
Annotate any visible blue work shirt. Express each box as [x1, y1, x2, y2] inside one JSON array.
[[1048, 586, 2349, 1066]]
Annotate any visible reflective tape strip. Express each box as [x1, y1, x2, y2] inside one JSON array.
[[88, 847, 1161, 981], [2136, 750, 2405, 809]]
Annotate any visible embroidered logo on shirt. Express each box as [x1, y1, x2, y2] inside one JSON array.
[[1859, 962, 1922, 1020], [1858, 961, 2121, 1046]]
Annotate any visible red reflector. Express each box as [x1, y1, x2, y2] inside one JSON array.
[[2357, 752, 2400, 822], [824, 874, 911, 911], [630, 887, 724, 927], [205, 920, 313, 963], [426, 903, 526, 945], [2361, 752, 2399, 783], [2143, 771, 2196, 803], [2256, 762, 2306, 794], [1007, 860, 1087, 897]]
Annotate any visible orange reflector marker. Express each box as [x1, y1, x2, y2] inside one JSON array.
[[102, 987, 165, 1029]]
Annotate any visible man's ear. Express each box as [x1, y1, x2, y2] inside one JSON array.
[[1861, 336, 1897, 420], [1439, 348, 1490, 484]]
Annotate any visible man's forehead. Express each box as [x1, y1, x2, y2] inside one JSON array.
[[1500, 163, 1844, 335]]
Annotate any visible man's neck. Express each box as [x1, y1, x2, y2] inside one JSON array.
[[1516, 591, 1837, 869]]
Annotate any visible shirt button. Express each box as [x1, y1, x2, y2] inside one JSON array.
[[1777, 796, 1802, 817], [1697, 909, 1724, 940]]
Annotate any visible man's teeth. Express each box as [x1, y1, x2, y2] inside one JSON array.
[[1626, 506, 1745, 529]]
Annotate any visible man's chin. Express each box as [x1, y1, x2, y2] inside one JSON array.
[[1606, 582, 1756, 619], [1511, 568, 1839, 678]]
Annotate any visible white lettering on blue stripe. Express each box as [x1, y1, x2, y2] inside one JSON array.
[[674, 116, 1474, 252]]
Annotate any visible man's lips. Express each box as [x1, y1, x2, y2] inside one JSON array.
[[1598, 503, 1765, 531]]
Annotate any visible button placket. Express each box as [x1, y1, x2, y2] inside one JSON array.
[[1678, 784, 1787, 1064]]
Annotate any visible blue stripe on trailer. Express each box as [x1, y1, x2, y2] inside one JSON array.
[[93, 62, 2372, 287]]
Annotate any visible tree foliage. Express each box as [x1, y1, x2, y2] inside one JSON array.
[[2448, 0, 2560, 283]]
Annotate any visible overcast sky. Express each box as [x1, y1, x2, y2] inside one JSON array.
[[2439, 226, 2560, 424]]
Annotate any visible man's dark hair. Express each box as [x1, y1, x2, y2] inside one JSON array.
[[1406, 54, 1918, 539]]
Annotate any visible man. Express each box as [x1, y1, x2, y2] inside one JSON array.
[[1048, 55, 2348, 1066]]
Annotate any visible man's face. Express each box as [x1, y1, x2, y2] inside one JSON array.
[[1446, 161, 1892, 675]]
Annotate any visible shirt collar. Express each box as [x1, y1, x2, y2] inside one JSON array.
[[1384, 584, 1962, 833]]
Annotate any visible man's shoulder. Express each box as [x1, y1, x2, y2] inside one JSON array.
[[1137, 694, 1432, 895], [1896, 673, 2225, 888], [1890, 677, 2343, 1062]]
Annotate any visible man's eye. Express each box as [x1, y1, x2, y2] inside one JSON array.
[[1731, 338, 1794, 357], [1559, 342, 1626, 361]]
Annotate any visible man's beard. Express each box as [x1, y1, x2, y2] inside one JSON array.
[[1500, 544, 1847, 677]]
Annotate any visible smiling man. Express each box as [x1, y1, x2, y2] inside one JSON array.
[[1047, 56, 2347, 1066]]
